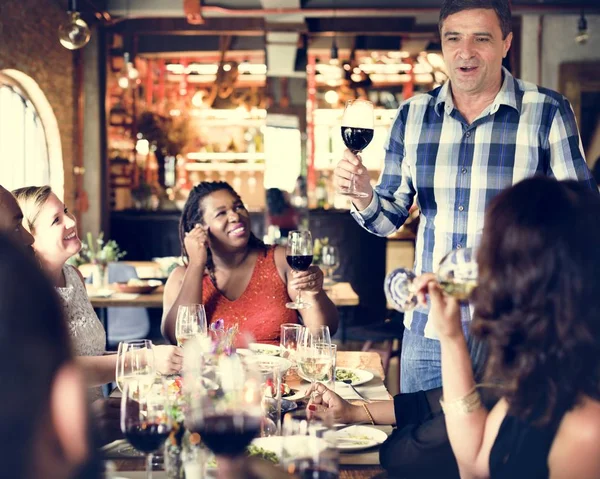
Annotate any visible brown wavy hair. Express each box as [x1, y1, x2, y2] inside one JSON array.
[[178, 181, 266, 283], [471, 177, 600, 426]]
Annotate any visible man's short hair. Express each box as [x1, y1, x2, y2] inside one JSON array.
[[439, 0, 513, 39]]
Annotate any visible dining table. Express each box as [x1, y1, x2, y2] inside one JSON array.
[[105, 350, 392, 479]]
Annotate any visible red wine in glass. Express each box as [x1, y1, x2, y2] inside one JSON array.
[[286, 255, 313, 271], [124, 423, 173, 453], [190, 414, 261, 457], [340, 127, 374, 154]]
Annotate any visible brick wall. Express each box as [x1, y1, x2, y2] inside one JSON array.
[[0, 0, 76, 207]]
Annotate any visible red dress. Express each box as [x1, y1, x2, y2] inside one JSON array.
[[202, 247, 299, 344]]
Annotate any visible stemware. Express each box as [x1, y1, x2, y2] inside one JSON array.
[[339, 99, 374, 198], [286, 230, 314, 310], [280, 323, 304, 369], [320, 245, 340, 285], [296, 326, 333, 399], [384, 247, 478, 312], [175, 304, 208, 347], [115, 339, 156, 395], [121, 378, 173, 479], [282, 411, 339, 479], [185, 353, 263, 479]]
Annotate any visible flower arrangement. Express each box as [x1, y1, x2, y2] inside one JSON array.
[[68, 232, 126, 288], [78, 232, 126, 266]]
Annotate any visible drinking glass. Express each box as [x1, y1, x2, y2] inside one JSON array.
[[121, 378, 173, 479], [297, 326, 333, 400], [384, 247, 478, 312], [282, 411, 339, 479], [175, 304, 208, 347], [115, 339, 156, 395], [286, 230, 314, 310], [184, 353, 263, 479], [339, 99, 374, 198], [321, 245, 340, 285], [280, 323, 304, 369]]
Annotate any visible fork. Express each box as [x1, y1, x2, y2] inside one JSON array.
[[342, 379, 369, 402]]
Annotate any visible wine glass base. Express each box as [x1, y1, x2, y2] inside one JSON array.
[[337, 190, 370, 198], [286, 301, 312, 310]]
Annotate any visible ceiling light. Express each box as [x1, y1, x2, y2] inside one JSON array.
[[58, 0, 91, 50], [330, 37, 339, 66], [576, 11, 589, 44]]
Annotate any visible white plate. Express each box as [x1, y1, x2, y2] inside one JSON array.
[[334, 367, 374, 387], [283, 385, 309, 401], [244, 354, 293, 376], [335, 425, 388, 451], [249, 343, 281, 356]]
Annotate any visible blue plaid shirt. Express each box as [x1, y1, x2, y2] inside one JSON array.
[[352, 68, 596, 339]]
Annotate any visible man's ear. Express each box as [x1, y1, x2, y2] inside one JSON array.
[[50, 363, 89, 467], [503, 32, 513, 58]]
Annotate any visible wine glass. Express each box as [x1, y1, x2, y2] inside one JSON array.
[[185, 353, 263, 479], [436, 247, 478, 300], [320, 245, 340, 285], [297, 326, 333, 400], [282, 411, 339, 479], [176, 304, 208, 347], [115, 339, 156, 395], [280, 323, 304, 370], [286, 230, 314, 310], [384, 247, 478, 312], [121, 378, 173, 479], [339, 99, 374, 198]]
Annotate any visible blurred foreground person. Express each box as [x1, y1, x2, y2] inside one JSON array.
[[0, 233, 102, 479]]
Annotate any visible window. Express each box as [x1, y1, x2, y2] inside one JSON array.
[[0, 71, 63, 198], [0, 81, 50, 189]]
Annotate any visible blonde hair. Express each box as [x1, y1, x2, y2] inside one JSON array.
[[12, 185, 52, 233]]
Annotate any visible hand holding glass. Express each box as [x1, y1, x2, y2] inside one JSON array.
[[286, 230, 314, 310], [339, 99, 374, 198], [385, 247, 478, 312]]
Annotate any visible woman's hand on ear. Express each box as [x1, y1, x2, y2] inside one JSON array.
[[184, 224, 210, 267]]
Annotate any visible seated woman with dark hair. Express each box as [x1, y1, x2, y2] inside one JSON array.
[[310, 177, 600, 478], [162, 181, 338, 344], [0, 233, 102, 479], [414, 176, 600, 478]]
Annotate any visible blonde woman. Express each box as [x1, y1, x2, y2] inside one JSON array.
[[13, 186, 183, 401]]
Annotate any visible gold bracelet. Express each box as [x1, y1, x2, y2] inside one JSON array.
[[362, 403, 375, 425], [439, 387, 482, 415]]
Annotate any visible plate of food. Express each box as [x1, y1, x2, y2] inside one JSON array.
[[334, 367, 374, 387], [249, 343, 281, 356], [334, 425, 388, 451], [263, 379, 303, 401], [206, 438, 281, 470], [244, 354, 293, 377], [114, 279, 162, 294]]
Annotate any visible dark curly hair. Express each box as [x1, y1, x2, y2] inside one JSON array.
[[471, 176, 600, 426], [178, 181, 266, 283]]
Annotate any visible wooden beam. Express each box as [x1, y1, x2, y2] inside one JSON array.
[[109, 17, 266, 35]]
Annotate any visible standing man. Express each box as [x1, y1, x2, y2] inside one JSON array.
[[334, 0, 596, 393]]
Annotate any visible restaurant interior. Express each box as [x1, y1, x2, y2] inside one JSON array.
[[0, 0, 599, 478]]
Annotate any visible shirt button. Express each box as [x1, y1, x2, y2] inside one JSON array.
[[461, 168, 467, 174], [457, 244, 462, 249], [458, 205, 464, 212], [465, 131, 471, 138]]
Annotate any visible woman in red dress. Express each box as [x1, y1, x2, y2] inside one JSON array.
[[162, 182, 339, 345]]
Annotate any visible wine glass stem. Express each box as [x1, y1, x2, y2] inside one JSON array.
[[146, 453, 153, 479], [296, 288, 303, 306]]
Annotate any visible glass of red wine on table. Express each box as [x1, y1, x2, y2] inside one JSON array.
[[339, 99, 374, 198], [286, 230, 314, 310], [120, 378, 173, 479], [184, 353, 263, 479]]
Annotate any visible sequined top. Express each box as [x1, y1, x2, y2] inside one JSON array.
[[202, 246, 299, 344], [56, 265, 106, 402]]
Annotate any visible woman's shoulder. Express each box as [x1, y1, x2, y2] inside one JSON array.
[[63, 264, 86, 287], [549, 397, 600, 475]]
